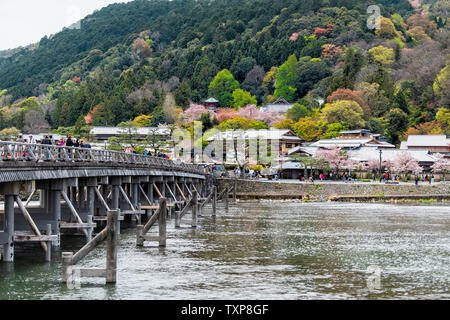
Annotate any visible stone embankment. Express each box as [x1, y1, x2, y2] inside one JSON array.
[[218, 178, 450, 202]]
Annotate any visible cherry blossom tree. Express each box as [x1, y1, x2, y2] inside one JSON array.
[[431, 153, 450, 181], [315, 146, 350, 173], [181, 103, 217, 124], [236, 105, 283, 126], [391, 151, 422, 179]]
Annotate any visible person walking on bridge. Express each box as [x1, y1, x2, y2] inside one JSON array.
[[66, 136, 74, 147]]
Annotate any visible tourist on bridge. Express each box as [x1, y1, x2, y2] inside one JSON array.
[[66, 136, 74, 147], [41, 135, 52, 145]]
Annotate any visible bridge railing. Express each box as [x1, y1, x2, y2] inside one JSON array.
[[0, 141, 204, 174]]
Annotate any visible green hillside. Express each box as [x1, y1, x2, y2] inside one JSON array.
[[0, 0, 448, 144]]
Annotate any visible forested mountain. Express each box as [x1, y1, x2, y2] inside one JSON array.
[[0, 0, 448, 145]]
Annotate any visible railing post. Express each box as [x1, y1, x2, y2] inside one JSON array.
[[158, 198, 167, 247], [233, 180, 237, 203], [192, 190, 198, 228], [106, 210, 118, 284]]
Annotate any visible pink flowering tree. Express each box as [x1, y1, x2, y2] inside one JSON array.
[[216, 108, 238, 122], [431, 153, 450, 181], [391, 151, 422, 180], [180, 103, 217, 124], [315, 146, 351, 173], [236, 105, 284, 126]]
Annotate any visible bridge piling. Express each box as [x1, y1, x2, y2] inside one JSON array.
[[3, 194, 15, 262]]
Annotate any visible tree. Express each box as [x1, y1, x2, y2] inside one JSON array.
[[232, 89, 257, 110], [406, 14, 437, 37], [218, 116, 267, 130], [0, 127, 21, 140], [322, 123, 347, 139], [174, 81, 192, 110], [294, 57, 331, 98], [321, 100, 365, 129], [286, 102, 311, 122], [431, 153, 450, 181], [321, 44, 343, 61], [262, 66, 278, 95], [436, 108, 450, 134], [375, 17, 405, 40], [391, 151, 422, 178], [133, 115, 153, 127], [368, 46, 395, 65], [233, 57, 257, 82], [356, 82, 391, 117], [242, 65, 265, 102], [315, 146, 350, 173], [181, 103, 216, 124], [208, 69, 240, 107], [407, 26, 432, 42], [273, 54, 298, 101], [292, 117, 322, 142], [367, 117, 383, 134], [24, 110, 50, 134], [272, 119, 294, 129], [386, 108, 409, 145], [327, 88, 369, 117], [433, 66, 450, 108]]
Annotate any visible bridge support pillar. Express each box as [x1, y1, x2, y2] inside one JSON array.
[[1, 182, 20, 262], [2, 195, 16, 262], [110, 177, 122, 235], [131, 177, 140, 209]]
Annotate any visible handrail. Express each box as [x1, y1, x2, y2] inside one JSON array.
[[0, 141, 205, 175]]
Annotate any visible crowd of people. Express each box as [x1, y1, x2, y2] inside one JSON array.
[[15, 135, 92, 148]]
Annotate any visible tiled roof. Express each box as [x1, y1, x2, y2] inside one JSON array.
[[405, 135, 449, 147], [90, 126, 171, 136], [206, 129, 303, 142], [348, 147, 437, 163]]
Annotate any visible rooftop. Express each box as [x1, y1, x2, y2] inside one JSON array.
[[206, 129, 303, 142], [404, 135, 449, 147], [90, 126, 171, 136]]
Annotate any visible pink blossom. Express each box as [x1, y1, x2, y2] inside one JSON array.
[[181, 103, 217, 124], [289, 32, 299, 41], [315, 146, 350, 171], [431, 153, 450, 173], [391, 151, 422, 174], [236, 105, 283, 126]]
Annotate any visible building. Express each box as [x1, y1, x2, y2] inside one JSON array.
[[202, 97, 220, 111], [89, 126, 171, 142], [206, 128, 304, 164], [348, 147, 438, 172], [400, 135, 450, 157], [260, 97, 295, 114]]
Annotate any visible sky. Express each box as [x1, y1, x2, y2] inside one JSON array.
[[0, 0, 134, 50]]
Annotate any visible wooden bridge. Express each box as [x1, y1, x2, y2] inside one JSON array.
[[0, 141, 233, 269]]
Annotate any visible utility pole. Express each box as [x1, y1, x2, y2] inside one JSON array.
[[379, 149, 382, 181]]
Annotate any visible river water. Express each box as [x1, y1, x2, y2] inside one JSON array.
[[0, 201, 449, 300]]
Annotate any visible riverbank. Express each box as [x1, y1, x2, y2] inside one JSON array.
[[218, 178, 450, 202]]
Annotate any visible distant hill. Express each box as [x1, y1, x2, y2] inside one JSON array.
[[0, 0, 415, 100], [0, 0, 448, 143]]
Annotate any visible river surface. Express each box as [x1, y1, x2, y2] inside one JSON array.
[[0, 201, 449, 300]]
